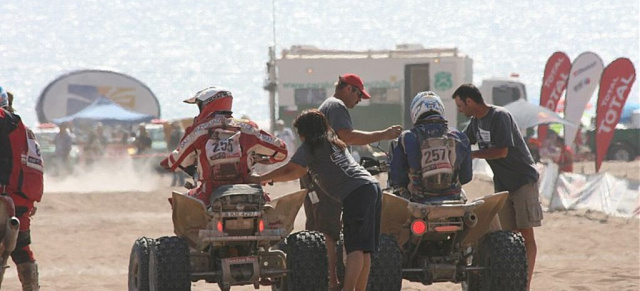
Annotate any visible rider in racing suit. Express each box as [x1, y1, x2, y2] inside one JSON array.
[[389, 91, 472, 203], [160, 87, 288, 204], [0, 88, 43, 291]]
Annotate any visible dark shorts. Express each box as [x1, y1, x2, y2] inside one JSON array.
[[302, 175, 343, 240], [342, 183, 382, 254]]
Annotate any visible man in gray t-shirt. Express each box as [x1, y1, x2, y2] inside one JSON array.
[[302, 73, 402, 289], [452, 83, 542, 290], [464, 106, 539, 191], [318, 74, 402, 145]]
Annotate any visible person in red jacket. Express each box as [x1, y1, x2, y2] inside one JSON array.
[[160, 87, 288, 204], [0, 87, 43, 291], [554, 137, 574, 173]]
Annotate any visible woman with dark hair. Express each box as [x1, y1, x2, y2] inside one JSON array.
[[249, 109, 382, 291]]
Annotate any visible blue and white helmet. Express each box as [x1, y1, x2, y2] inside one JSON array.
[[0, 86, 8, 109], [410, 91, 445, 124]]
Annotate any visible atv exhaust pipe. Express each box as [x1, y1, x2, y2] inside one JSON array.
[[3, 217, 20, 255], [9, 217, 19, 228], [463, 212, 478, 228]]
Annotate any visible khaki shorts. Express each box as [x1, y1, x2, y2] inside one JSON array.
[[301, 175, 342, 240], [498, 181, 543, 230]]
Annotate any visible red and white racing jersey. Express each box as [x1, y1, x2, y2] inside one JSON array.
[[161, 114, 287, 202]]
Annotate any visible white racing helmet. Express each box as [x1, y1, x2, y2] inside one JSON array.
[[184, 87, 233, 115], [409, 91, 445, 124]]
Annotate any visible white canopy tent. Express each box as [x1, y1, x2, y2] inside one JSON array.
[[503, 99, 576, 130]]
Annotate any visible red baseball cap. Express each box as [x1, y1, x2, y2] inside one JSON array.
[[339, 74, 371, 99]]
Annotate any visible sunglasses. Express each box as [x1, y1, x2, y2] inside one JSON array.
[[351, 85, 363, 99]]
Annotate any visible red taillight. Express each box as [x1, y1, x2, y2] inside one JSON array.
[[411, 220, 427, 236], [217, 221, 223, 232], [258, 219, 265, 232]]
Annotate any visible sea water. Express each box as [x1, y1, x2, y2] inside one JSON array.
[[0, 0, 637, 129]]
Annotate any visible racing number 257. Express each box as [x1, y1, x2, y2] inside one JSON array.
[[423, 148, 446, 164]]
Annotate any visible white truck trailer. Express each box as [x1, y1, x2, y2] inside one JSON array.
[[267, 44, 525, 131]]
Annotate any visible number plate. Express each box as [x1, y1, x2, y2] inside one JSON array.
[[225, 256, 258, 265], [225, 218, 254, 230]]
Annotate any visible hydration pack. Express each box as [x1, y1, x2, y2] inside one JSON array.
[[417, 134, 457, 192]]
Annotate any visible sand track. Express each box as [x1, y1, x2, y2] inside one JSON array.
[[1, 162, 638, 290]]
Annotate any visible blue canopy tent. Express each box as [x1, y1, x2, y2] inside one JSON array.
[[52, 97, 154, 125]]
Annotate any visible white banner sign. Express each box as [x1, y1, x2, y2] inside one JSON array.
[[564, 52, 604, 146]]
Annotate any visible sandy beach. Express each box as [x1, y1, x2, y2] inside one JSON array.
[[1, 161, 638, 291]]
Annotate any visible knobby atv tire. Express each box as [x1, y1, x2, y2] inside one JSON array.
[[128, 237, 155, 291], [464, 230, 528, 291], [282, 230, 328, 291], [149, 236, 191, 291], [337, 234, 402, 291], [367, 234, 403, 291]]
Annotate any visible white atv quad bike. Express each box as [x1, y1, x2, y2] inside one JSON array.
[[128, 182, 328, 290]]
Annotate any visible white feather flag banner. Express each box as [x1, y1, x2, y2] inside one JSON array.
[[564, 52, 604, 147]]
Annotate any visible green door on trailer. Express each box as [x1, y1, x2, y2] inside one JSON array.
[[404, 63, 430, 129]]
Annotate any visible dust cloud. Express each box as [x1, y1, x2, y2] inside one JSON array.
[[44, 156, 169, 193]]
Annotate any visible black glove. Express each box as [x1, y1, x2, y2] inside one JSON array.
[[182, 165, 197, 177]]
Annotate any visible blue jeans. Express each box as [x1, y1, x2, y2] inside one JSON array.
[[171, 171, 186, 187]]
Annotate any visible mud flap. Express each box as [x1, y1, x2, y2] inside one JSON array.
[[457, 191, 509, 247], [379, 192, 412, 247], [171, 191, 212, 248], [264, 190, 307, 237]]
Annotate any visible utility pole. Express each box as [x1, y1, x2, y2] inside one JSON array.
[[264, 46, 277, 133]]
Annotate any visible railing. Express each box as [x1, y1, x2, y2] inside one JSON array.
[[281, 45, 460, 59]]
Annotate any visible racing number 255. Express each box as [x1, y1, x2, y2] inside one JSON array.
[[213, 139, 234, 152]]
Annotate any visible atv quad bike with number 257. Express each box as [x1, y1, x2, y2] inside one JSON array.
[[332, 142, 529, 291], [337, 189, 529, 291]]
